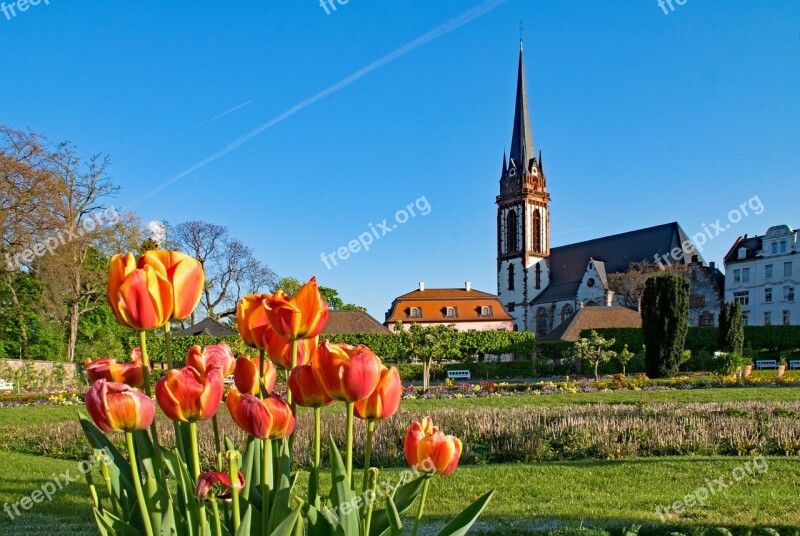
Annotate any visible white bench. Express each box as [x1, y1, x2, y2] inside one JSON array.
[[446, 370, 471, 380], [0, 379, 14, 391], [790, 360, 800, 370], [224, 375, 235, 385], [756, 360, 779, 370]]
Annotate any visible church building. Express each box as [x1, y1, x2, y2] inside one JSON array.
[[496, 45, 724, 335]]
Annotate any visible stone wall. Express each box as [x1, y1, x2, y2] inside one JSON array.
[[0, 359, 82, 391]]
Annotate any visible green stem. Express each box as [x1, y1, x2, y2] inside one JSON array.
[[227, 451, 241, 532], [258, 349, 266, 398], [411, 478, 431, 536], [362, 420, 375, 493], [364, 468, 378, 536], [210, 498, 222, 536], [314, 407, 321, 470], [189, 422, 208, 534], [164, 322, 173, 369], [345, 402, 354, 488], [262, 438, 272, 533], [139, 331, 164, 476], [126, 432, 155, 536], [212, 414, 223, 471]]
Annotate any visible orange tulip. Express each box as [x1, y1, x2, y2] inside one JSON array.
[[265, 329, 315, 369], [138, 250, 204, 321], [186, 343, 236, 377], [404, 416, 462, 476], [195, 471, 245, 501], [155, 366, 224, 422], [84, 347, 149, 388], [85, 380, 155, 433], [108, 253, 173, 330], [354, 366, 402, 420], [233, 355, 277, 395], [312, 341, 381, 403], [225, 389, 295, 439], [265, 277, 329, 340], [236, 294, 272, 350], [288, 364, 334, 408]]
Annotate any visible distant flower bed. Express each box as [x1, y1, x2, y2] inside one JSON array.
[[0, 389, 86, 407]]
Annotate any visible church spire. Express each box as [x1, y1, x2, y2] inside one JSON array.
[[509, 42, 535, 173]]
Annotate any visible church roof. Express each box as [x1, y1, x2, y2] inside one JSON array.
[[539, 306, 642, 342], [532, 222, 699, 305], [509, 44, 535, 172]]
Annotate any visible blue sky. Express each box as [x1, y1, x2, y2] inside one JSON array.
[[2, 0, 798, 319]]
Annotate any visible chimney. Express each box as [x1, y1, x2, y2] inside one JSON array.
[[710, 261, 716, 270], [419, 281, 425, 291], [465, 281, 471, 292]]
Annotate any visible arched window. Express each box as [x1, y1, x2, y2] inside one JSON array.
[[561, 304, 574, 323], [535, 307, 548, 335], [532, 209, 542, 252], [535, 264, 542, 289], [507, 264, 515, 291], [505, 210, 518, 253]]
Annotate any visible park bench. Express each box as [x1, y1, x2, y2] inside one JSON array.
[[446, 370, 471, 380], [0, 379, 14, 391], [224, 375, 235, 385], [790, 360, 800, 370], [755, 360, 778, 370]]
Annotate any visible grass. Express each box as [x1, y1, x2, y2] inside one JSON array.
[[1, 451, 797, 535]]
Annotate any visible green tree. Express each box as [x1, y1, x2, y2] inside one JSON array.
[[641, 274, 690, 378], [395, 322, 460, 391], [275, 276, 301, 296], [717, 301, 744, 355], [573, 330, 617, 380], [616, 344, 635, 375], [318, 286, 366, 312]]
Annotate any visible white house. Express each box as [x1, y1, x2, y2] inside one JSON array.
[[723, 225, 798, 326]]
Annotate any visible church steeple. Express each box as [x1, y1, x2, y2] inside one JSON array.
[[509, 43, 535, 173]]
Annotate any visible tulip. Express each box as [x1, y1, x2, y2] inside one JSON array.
[[233, 355, 277, 395], [265, 328, 315, 369], [155, 366, 224, 422], [108, 253, 173, 330], [84, 347, 149, 388], [404, 416, 462, 476], [186, 343, 236, 377], [355, 366, 402, 421], [195, 471, 245, 501], [288, 364, 333, 408], [226, 389, 295, 440], [265, 277, 329, 340], [138, 250, 204, 321], [312, 341, 381, 403], [85, 380, 155, 433], [236, 294, 272, 350]]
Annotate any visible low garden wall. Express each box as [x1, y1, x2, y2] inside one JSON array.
[[0, 359, 81, 390]]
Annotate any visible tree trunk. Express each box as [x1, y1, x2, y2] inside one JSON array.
[[423, 359, 431, 392], [3, 277, 29, 360], [594, 361, 599, 381], [67, 299, 79, 362]]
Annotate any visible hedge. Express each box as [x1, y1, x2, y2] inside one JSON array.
[[395, 361, 537, 382]]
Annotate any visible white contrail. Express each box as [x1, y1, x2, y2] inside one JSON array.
[[180, 99, 254, 134], [137, 0, 506, 202]]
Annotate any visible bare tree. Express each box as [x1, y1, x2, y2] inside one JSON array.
[[172, 221, 276, 322], [608, 260, 689, 310]]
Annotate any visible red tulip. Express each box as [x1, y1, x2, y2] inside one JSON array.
[[195, 471, 245, 501], [233, 355, 277, 395], [265, 329, 315, 369], [84, 347, 149, 388], [288, 364, 334, 408], [354, 366, 402, 420], [265, 277, 329, 340], [108, 253, 173, 330], [155, 366, 224, 422], [225, 389, 295, 440], [138, 250, 204, 321], [404, 416, 462, 476], [312, 341, 381, 403], [186, 343, 236, 377], [85, 380, 155, 433], [236, 294, 272, 350]]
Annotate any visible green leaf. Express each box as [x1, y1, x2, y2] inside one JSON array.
[[300, 502, 334, 536], [93, 507, 141, 535], [268, 506, 301, 536], [435, 489, 495, 536], [328, 436, 359, 536], [235, 505, 252, 536], [385, 495, 402, 536], [369, 475, 427, 536], [162, 446, 204, 534], [268, 440, 295, 532]]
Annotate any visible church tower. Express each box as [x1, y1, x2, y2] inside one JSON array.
[[497, 43, 551, 331]]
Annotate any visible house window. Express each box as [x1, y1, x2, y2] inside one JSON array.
[[785, 262, 793, 277], [733, 291, 749, 305], [506, 302, 515, 312], [480, 306, 492, 317], [505, 211, 518, 253], [733, 269, 741, 283], [742, 313, 749, 326], [698, 312, 715, 327], [784, 310, 791, 325], [785, 286, 795, 302], [409, 307, 421, 318], [507, 264, 515, 291], [781, 241, 788, 253], [772, 243, 778, 255], [764, 312, 772, 326], [561, 304, 574, 323], [742, 268, 750, 282], [738, 247, 747, 259], [765, 264, 773, 279], [444, 307, 458, 318], [690, 295, 706, 308], [765, 288, 772, 303], [535, 264, 541, 289], [535, 307, 548, 335]]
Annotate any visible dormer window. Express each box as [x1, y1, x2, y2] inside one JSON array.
[[444, 307, 458, 318], [409, 307, 421, 318], [738, 247, 747, 260], [480, 306, 492, 317]]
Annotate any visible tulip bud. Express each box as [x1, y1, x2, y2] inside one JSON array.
[[236, 294, 272, 350], [107, 254, 173, 330], [404, 416, 462, 476], [195, 471, 245, 501], [85, 380, 155, 433], [155, 366, 224, 422], [138, 250, 204, 321], [233, 355, 277, 396], [288, 364, 333, 408], [265, 329, 315, 369], [226, 389, 295, 440], [265, 277, 329, 340], [355, 366, 402, 420], [84, 347, 148, 388], [186, 343, 236, 377], [312, 341, 381, 403]]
